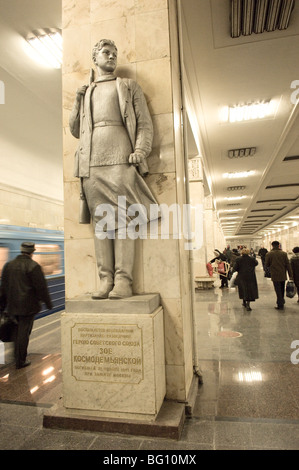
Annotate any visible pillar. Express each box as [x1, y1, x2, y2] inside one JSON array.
[[61, 0, 195, 407]]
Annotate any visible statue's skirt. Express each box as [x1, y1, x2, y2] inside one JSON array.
[[82, 164, 159, 232]]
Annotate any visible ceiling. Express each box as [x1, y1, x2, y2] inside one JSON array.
[[181, 0, 299, 239], [0, 0, 299, 239]]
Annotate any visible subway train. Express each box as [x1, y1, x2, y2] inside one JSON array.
[[0, 225, 65, 319]]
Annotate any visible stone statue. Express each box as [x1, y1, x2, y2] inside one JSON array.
[[69, 39, 158, 300]]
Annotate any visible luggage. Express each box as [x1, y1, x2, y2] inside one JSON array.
[[0, 317, 17, 342]]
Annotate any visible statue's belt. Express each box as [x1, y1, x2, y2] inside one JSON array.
[[93, 120, 123, 128]]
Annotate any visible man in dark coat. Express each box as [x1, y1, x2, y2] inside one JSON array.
[[232, 248, 258, 311], [265, 241, 293, 310], [0, 242, 52, 368]]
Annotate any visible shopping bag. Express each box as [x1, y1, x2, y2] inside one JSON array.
[[229, 271, 238, 288], [286, 280, 296, 298], [217, 262, 226, 274], [0, 317, 17, 342], [264, 266, 271, 278]]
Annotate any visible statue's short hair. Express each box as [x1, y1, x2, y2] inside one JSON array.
[[92, 39, 118, 64]]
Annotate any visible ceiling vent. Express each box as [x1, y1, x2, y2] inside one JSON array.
[[227, 186, 246, 191], [228, 147, 256, 158], [231, 0, 295, 38]]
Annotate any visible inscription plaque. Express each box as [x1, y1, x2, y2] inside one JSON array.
[[71, 323, 143, 384]]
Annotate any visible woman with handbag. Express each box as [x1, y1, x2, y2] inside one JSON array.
[[209, 249, 228, 288], [232, 248, 259, 311]]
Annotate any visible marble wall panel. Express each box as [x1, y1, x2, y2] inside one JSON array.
[[136, 59, 172, 116], [62, 0, 90, 29], [91, 17, 136, 65], [135, 9, 170, 62], [90, 0, 135, 23], [148, 113, 176, 174], [161, 298, 183, 366], [142, 238, 181, 299], [165, 364, 186, 401], [0, 185, 63, 230], [64, 238, 97, 299], [63, 26, 91, 75], [135, 0, 168, 14]]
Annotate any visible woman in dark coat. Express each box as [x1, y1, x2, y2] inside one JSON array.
[[232, 248, 258, 311]]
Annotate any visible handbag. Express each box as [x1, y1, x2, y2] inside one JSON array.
[[264, 266, 271, 278], [286, 280, 296, 298], [0, 317, 17, 342]]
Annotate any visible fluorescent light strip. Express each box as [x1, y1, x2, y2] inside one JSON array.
[[225, 196, 247, 201], [27, 32, 62, 69], [223, 170, 255, 179], [220, 100, 277, 123]]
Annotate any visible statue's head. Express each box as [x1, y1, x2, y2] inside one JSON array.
[[92, 39, 118, 73]]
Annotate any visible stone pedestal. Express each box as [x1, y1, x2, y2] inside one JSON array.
[[61, 294, 165, 421]]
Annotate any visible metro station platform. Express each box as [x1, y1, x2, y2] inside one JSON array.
[[0, 263, 298, 451]]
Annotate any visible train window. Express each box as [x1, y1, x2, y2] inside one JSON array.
[[0, 247, 9, 277], [32, 244, 62, 276]]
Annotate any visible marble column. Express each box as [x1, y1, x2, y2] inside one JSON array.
[[188, 157, 206, 277], [62, 0, 195, 405], [204, 195, 215, 263]]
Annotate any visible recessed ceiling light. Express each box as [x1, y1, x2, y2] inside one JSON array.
[[223, 171, 255, 179], [220, 100, 277, 123], [225, 196, 247, 201]]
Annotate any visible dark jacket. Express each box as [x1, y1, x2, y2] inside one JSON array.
[[290, 254, 299, 286], [265, 248, 293, 282], [0, 255, 52, 317], [233, 254, 258, 301], [258, 247, 268, 260]]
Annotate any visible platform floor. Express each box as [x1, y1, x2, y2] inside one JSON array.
[[0, 262, 298, 451]]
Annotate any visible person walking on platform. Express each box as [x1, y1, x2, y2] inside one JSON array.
[[290, 246, 299, 303], [258, 245, 268, 274], [265, 241, 293, 310], [232, 248, 258, 311], [0, 242, 52, 369]]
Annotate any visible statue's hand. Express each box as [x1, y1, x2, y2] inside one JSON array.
[[128, 152, 144, 165], [76, 85, 88, 99]]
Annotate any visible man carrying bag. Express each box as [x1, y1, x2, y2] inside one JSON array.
[[0, 242, 52, 369]]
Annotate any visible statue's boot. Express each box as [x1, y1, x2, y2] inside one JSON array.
[[92, 237, 114, 299], [108, 237, 135, 299]]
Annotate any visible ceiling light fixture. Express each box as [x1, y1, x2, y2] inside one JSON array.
[[26, 30, 62, 69], [225, 196, 247, 201], [223, 170, 255, 178], [220, 100, 277, 123], [231, 0, 295, 37]]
